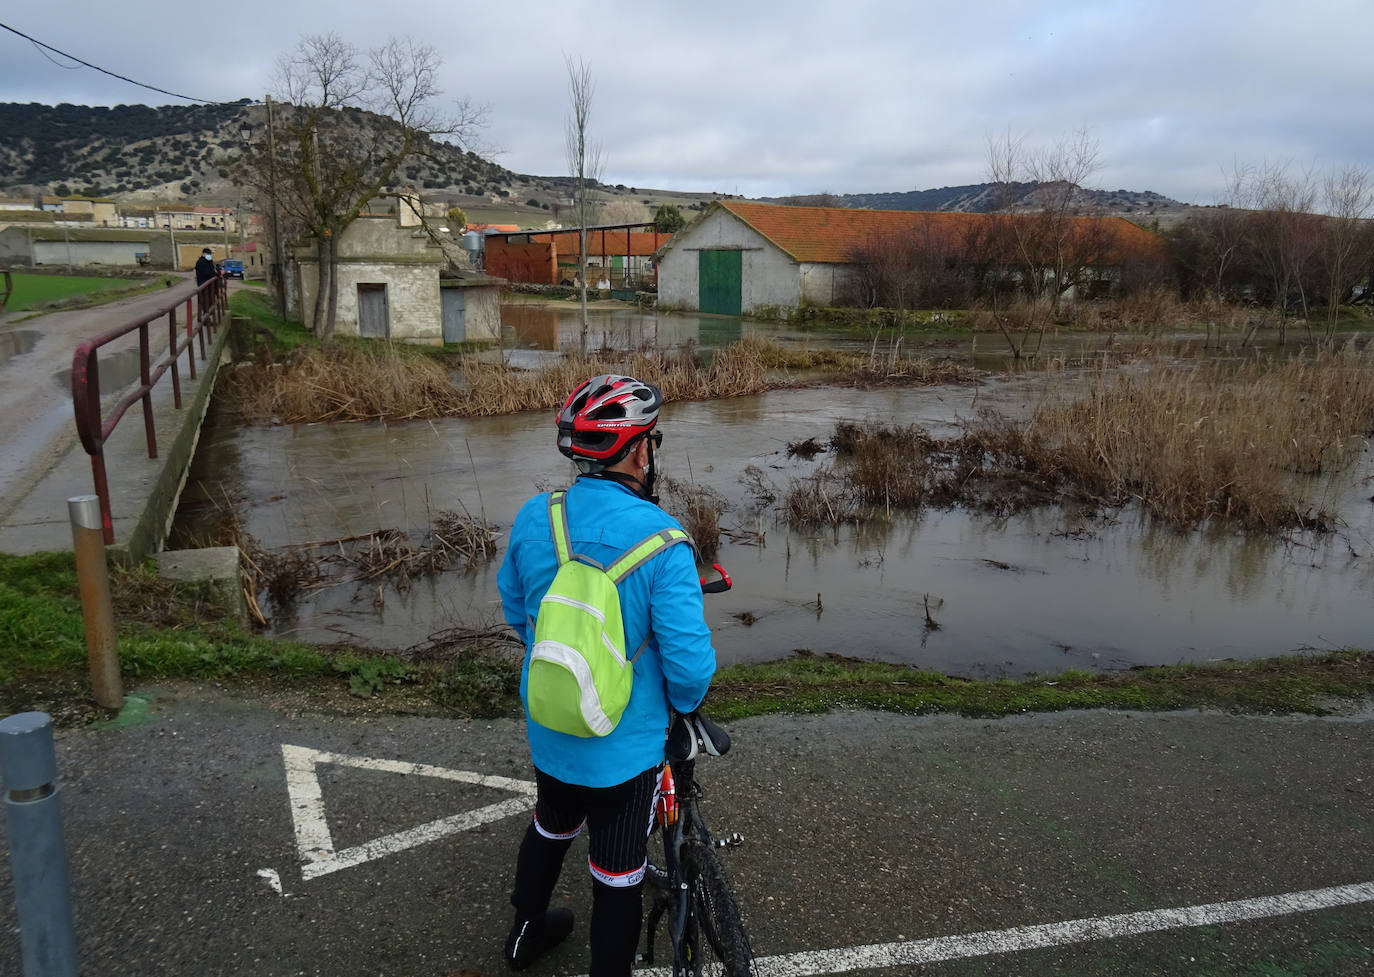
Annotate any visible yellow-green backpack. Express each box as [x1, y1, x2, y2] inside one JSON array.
[[528, 490, 691, 737]]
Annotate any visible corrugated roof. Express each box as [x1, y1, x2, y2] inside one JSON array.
[[716, 200, 1165, 264]]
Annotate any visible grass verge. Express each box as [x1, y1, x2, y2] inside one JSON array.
[[3, 552, 1370, 727], [5, 271, 170, 313]]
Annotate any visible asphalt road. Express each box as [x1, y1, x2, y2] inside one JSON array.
[[0, 276, 200, 522], [2, 686, 1372, 977]]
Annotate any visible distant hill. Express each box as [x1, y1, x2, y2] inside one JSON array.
[[0, 102, 1191, 227], [0, 100, 517, 203], [761, 183, 1192, 219]]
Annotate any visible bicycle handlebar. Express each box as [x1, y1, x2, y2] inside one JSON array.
[[699, 563, 732, 595]]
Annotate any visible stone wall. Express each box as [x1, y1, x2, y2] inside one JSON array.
[[297, 258, 443, 343]]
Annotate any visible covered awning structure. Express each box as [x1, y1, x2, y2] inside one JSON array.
[[481, 222, 673, 289]]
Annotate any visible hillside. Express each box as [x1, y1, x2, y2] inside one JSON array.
[[0, 100, 517, 204], [763, 183, 1192, 219], [0, 102, 1191, 226]]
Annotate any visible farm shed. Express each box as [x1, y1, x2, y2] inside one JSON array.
[[656, 200, 1167, 315]]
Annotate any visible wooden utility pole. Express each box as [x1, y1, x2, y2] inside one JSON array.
[[266, 94, 286, 317]]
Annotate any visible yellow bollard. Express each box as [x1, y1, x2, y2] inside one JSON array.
[[67, 496, 123, 710]]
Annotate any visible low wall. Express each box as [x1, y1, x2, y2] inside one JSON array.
[[110, 315, 236, 564]]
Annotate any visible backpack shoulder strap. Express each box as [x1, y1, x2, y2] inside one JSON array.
[[605, 528, 693, 584], [546, 491, 572, 566]]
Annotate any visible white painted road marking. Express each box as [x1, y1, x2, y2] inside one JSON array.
[[278, 744, 536, 881], [629, 881, 1374, 977]]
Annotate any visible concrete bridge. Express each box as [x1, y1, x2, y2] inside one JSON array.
[[0, 278, 234, 563]]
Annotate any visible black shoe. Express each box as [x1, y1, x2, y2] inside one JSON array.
[[505, 908, 574, 970]]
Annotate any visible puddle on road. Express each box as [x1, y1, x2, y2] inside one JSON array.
[[52, 347, 147, 393], [0, 329, 40, 366], [174, 375, 1374, 678]]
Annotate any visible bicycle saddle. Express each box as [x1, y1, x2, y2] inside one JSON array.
[[667, 711, 731, 761]]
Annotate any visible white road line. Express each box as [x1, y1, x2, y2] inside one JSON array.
[[280, 744, 536, 881], [632, 881, 1374, 977]]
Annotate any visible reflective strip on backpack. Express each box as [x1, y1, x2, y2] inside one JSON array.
[[606, 529, 692, 583], [548, 491, 573, 565], [542, 593, 607, 624], [530, 639, 616, 736]]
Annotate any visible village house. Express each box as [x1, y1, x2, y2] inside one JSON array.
[[656, 200, 1167, 315], [156, 206, 238, 234], [289, 196, 502, 344]]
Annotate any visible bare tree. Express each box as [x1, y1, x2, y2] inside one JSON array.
[[242, 33, 485, 340], [1320, 164, 1374, 337], [985, 128, 1103, 310], [599, 198, 647, 225], [1240, 161, 1319, 342], [565, 55, 603, 352]]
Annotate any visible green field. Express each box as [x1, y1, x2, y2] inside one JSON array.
[[3, 272, 138, 311]]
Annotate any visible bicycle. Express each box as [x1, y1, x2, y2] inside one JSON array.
[[641, 563, 754, 976]]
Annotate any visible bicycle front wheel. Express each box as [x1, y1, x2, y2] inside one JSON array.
[[681, 839, 753, 977]]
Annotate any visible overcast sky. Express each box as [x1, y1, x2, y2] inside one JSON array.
[[2, 1, 1370, 204]]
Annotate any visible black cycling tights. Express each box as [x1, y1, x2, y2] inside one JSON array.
[[510, 766, 656, 977]]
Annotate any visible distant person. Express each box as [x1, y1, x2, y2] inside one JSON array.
[[596, 275, 610, 291], [194, 248, 217, 286]]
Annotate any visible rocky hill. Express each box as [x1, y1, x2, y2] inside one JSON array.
[[0, 100, 519, 204], [762, 182, 1191, 218], [0, 102, 1191, 225]]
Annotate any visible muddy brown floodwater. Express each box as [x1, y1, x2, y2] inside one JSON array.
[[171, 306, 1374, 677]]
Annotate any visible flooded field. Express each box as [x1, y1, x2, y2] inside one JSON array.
[[171, 304, 1374, 677]]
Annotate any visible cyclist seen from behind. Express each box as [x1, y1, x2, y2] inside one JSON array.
[[498, 375, 717, 976]]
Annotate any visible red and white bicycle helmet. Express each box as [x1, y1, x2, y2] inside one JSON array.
[[556, 374, 663, 471]]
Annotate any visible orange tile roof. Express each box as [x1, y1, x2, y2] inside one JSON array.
[[717, 200, 1165, 264]]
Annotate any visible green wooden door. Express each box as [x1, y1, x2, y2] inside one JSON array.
[[698, 249, 742, 315]]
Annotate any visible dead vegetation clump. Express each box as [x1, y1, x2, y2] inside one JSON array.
[[781, 342, 1374, 532], [830, 422, 932, 508], [783, 469, 861, 527], [980, 342, 1374, 529], [223, 344, 466, 424], [661, 477, 727, 559], [223, 336, 978, 425]]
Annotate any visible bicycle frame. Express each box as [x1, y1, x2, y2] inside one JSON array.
[[646, 755, 706, 974]]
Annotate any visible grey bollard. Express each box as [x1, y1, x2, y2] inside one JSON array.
[[1, 712, 78, 977]]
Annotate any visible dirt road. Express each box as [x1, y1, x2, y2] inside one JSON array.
[[0, 277, 199, 522]]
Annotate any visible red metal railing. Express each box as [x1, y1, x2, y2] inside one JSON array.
[[71, 275, 229, 544]]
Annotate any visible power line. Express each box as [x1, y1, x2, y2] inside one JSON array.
[[0, 20, 231, 104]]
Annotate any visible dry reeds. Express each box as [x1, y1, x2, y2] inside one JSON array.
[[222, 343, 465, 424], [783, 469, 860, 527], [222, 336, 976, 425], [785, 342, 1374, 532], [980, 342, 1374, 529], [661, 477, 726, 559]]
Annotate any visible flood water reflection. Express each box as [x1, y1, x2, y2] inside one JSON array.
[[176, 360, 1374, 677]]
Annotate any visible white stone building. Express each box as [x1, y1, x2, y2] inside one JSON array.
[[290, 206, 502, 344]]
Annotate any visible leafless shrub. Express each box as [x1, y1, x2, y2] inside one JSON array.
[[783, 469, 859, 527], [739, 465, 778, 507], [661, 477, 726, 559]]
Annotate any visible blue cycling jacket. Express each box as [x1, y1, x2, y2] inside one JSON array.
[[499, 476, 717, 787]]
